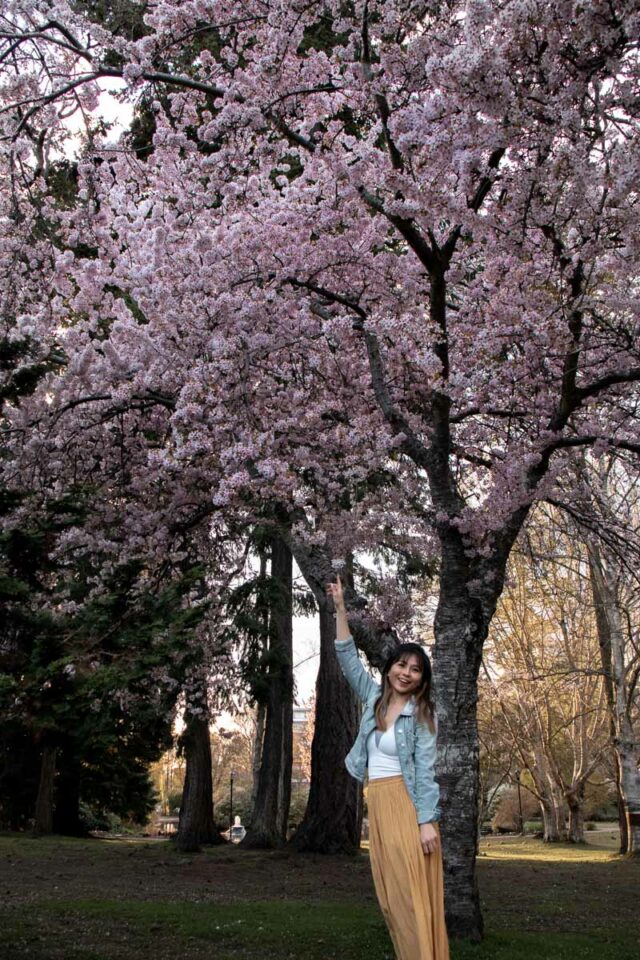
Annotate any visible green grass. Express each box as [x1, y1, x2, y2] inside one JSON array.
[[2, 899, 638, 960], [1, 830, 638, 959], [73, 900, 386, 958], [480, 834, 619, 861], [1, 901, 387, 960], [453, 930, 639, 960]]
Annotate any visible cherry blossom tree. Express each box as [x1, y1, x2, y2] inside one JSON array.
[[2, 0, 640, 937]]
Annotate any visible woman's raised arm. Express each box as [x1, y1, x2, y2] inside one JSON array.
[[326, 574, 350, 642], [327, 576, 379, 703]]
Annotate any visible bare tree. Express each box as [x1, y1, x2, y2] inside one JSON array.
[[584, 511, 640, 852], [482, 513, 610, 842]]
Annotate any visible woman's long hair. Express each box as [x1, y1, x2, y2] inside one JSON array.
[[374, 643, 436, 733]]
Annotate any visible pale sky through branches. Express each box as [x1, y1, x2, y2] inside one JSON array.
[[63, 79, 132, 155], [63, 85, 322, 702]]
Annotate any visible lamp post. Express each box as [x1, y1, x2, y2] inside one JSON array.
[[515, 768, 524, 834], [229, 770, 235, 835]]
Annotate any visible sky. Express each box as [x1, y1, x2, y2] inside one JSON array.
[[63, 78, 132, 154], [292, 612, 320, 704]]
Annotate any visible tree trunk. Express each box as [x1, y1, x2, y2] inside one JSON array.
[[33, 740, 57, 835], [566, 784, 585, 843], [615, 770, 629, 856], [539, 790, 566, 842], [597, 622, 628, 853], [243, 536, 294, 848], [250, 701, 266, 815], [177, 713, 222, 852], [290, 601, 362, 853], [433, 581, 485, 942], [53, 748, 83, 836], [526, 756, 563, 842], [540, 799, 561, 842], [588, 546, 640, 857], [589, 545, 629, 854], [618, 733, 640, 857]]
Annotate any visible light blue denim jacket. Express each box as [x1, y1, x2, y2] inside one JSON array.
[[335, 636, 441, 825]]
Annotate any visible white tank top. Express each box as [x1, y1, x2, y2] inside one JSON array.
[[366, 725, 402, 779]]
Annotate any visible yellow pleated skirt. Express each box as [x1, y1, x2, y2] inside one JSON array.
[[367, 775, 449, 960]]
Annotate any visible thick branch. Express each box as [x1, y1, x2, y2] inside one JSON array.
[[8, 389, 177, 434], [286, 277, 366, 320], [279, 508, 398, 668], [542, 435, 640, 456], [576, 367, 640, 405], [117, 68, 224, 97], [467, 147, 505, 213], [359, 325, 433, 471], [287, 277, 434, 470], [266, 112, 316, 152], [357, 187, 437, 274], [450, 406, 529, 423]]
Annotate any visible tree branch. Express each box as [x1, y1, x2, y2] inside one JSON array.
[[450, 406, 529, 423], [361, 1, 404, 172], [467, 147, 505, 213], [357, 187, 437, 274], [576, 367, 640, 405], [266, 111, 316, 152], [287, 277, 433, 470], [543, 435, 640, 456]]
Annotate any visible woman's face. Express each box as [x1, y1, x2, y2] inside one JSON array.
[[387, 653, 423, 697]]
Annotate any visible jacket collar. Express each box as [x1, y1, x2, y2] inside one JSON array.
[[366, 689, 416, 716]]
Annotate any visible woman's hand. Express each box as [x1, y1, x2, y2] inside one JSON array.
[[327, 575, 351, 641], [419, 822, 439, 856], [326, 574, 346, 611]]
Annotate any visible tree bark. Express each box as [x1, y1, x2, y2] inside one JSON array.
[[615, 770, 629, 856], [588, 546, 640, 857], [433, 575, 486, 942], [53, 747, 83, 836], [177, 712, 222, 852], [540, 798, 564, 842], [33, 740, 57, 835], [566, 784, 585, 843], [589, 546, 628, 852], [250, 701, 266, 816], [526, 749, 565, 843], [289, 601, 363, 853], [243, 536, 294, 848]]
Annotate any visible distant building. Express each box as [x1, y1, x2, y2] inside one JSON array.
[[155, 815, 179, 836], [292, 704, 312, 788], [293, 706, 310, 728]]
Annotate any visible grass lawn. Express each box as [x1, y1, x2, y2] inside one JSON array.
[[0, 828, 637, 960]]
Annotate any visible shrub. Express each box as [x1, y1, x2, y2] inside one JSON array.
[[491, 787, 539, 832]]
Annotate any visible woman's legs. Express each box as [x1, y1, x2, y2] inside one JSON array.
[[367, 776, 449, 960]]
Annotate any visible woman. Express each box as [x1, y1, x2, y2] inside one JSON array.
[[327, 575, 449, 960]]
